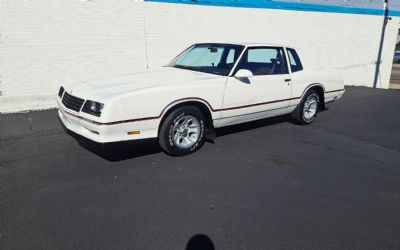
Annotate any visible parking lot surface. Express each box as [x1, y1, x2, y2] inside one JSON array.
[[1, 86, 400, 249]]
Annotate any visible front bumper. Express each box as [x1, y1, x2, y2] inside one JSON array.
[[57, 102, 159, 143], [58, 108, 119, 143]]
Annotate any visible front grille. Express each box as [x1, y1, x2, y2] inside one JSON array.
[[62, 92, 85, 112]]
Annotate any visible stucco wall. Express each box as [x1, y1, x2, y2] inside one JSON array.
[[0, 0, 399, 113]]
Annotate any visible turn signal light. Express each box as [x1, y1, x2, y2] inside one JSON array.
[[128, 131, 140, 135]]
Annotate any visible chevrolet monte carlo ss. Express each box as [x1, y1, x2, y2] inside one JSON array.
[[57, 43, 345, 156]]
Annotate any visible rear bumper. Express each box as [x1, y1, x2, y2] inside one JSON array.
[[325, 89, 345, 103]]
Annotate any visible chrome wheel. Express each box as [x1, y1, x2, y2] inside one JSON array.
[[302, 94, 318, 122], [171, 115, 201, 149]]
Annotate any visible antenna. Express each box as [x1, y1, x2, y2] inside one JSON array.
[[144, 16, 149, 69]]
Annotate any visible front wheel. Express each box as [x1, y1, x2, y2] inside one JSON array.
[[291, 90, 320, 125], [159, 106, 206, 156]]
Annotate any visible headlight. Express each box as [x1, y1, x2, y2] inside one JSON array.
[[58, 87, 64, 98], [82, 100, 104, 117]]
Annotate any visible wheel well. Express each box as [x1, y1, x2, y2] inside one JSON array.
[[309, 85, 325, 109], [158, 101, 214, 133]]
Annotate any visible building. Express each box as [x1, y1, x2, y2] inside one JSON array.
[[0, 0, 399, 113]]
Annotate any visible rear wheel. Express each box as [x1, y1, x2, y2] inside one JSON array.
[[159, 106, 206, 156], [291, 90, 320, 125]]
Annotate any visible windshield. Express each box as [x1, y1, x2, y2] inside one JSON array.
[[167, 44, 245, 76]]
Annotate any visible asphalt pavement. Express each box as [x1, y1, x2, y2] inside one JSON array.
[[1, 87, 400, 249]]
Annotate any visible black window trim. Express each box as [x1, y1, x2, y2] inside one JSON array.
[[285, 47, 303, 73], [231, 46, 290, 76]]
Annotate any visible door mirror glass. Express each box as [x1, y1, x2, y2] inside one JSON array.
[[235, 69, 253, 79]]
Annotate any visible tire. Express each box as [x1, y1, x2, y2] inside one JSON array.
[[291, 90, 320, 125], [159, 106, 206, 156]]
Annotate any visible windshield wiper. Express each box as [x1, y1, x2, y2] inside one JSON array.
[[172, 65, 227, 76], [173, 65, 195, 70]]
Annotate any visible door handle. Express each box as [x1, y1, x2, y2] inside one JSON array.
[[284, 79, 291, 82]]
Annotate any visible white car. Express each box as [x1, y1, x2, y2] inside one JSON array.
[[394, 51, 400, 63], [57, 43, 345, 156]]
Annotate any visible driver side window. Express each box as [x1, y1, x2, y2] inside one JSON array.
[[237, 47, 288, 76]]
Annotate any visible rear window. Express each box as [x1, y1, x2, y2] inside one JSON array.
[[287, 48, 303, 73]]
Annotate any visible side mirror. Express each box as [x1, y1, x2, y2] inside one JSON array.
[[234, 69, 253, 79]]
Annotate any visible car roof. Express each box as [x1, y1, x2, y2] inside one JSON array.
[[195, 42, 290, 48], [237, 42, 287, 47]]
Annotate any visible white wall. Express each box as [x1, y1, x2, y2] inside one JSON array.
[[0, 0, 399, 113]]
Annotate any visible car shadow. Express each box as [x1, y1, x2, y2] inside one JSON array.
[[70, 112, 324, 162], [215, 107, 329, 138], [64, 127, 161, 161], [77, 137, 162, 162], [186, 234, 215, 250], [215, 114, 290, 138]]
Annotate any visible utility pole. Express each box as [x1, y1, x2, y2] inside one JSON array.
[[373, 0, 390, 88]]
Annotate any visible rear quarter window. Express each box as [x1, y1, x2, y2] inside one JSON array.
[[287, 48, 303, 73]]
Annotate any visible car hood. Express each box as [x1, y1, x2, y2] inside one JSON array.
[[63, 67, 225, 101]]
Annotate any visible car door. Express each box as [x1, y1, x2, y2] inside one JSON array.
[[217, 46, 292, 126]]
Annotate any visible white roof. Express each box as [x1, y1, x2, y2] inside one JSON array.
[[235, 42, 287, 47], [196, 42, 293, 48]]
